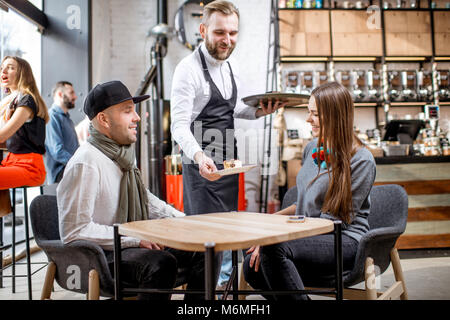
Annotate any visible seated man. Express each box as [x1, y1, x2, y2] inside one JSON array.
[[45, 81, 80, 183], [57, 80, 220, 300]]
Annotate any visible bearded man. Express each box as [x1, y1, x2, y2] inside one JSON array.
[[45, 81, 80, 183], [170, 0, 284, 290]]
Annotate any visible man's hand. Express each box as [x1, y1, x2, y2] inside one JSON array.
[[139, 240, 164, 250], [255, 99, 288, 118], [246, 245, 261, 272], [194, 151, 221, 182]]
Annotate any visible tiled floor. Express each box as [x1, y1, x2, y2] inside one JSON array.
[[0, 248, 449, 300]]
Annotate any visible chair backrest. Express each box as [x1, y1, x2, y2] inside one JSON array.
[[282, 184, 408, 233], [29, 195, 61, 244], [281, 186, 298, 210], [368, 184, 408, 232]]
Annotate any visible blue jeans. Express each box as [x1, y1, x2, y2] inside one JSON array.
[[243, 234, 358, 301], [218, 250, 232, 286]]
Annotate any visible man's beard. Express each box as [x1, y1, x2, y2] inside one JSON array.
[[205, 36, 235, 61], [62, 95, 75, 110]]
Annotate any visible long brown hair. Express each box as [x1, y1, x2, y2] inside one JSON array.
[[311, 82, 362, 224], [2, 56, 49, 123]]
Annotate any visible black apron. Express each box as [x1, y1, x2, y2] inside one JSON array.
[[182, 48, 239, 216]]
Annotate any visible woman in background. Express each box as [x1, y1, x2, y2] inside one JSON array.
[[243, 82, 376, 300], [0, 56, 48, 189]]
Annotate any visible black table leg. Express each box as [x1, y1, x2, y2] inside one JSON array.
[[204, 242, 216, 300], [232, 250, 238, 300], [23, 189, 32, 300], [113, 224, 122, 300], [334, 221, 343, 300]]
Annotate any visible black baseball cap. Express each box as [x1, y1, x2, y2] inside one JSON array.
[[83, 80, 150, 120]]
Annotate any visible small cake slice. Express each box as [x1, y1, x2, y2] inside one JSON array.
[[224, 159, 242, 170]]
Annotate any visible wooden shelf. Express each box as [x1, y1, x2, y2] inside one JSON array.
[[280, 56, 329, 62], [390, 102, 428, 106]]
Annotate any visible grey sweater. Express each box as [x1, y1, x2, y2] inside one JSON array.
[[295, 139, 376, 242]]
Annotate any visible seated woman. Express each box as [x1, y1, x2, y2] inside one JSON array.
[[243, 82, 376, 300], [0, 56, 49, 190]]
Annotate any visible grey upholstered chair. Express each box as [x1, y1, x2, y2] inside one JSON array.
[[281, 184, 409, 300], [30, 195, 190, 300], [29, 195, 114, 299]]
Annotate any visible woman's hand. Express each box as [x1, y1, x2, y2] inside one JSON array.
[[246, 245, 261, 272]]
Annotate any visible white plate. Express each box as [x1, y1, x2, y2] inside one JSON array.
[[215, 164, 258, 176]]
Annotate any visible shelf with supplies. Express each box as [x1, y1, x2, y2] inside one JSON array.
[[277, 0, 450, 124]]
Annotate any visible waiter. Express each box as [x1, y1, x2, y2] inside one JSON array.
[[171, 0, 284, 217]]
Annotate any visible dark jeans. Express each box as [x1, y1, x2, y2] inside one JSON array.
[[104, 247, 222, 301], [243, 234, 358, 301]]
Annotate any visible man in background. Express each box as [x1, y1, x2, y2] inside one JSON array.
[[45, 81, 79, 183]]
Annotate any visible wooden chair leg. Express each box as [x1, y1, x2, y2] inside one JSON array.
[[41, 261, 56, 300], [364, 257, 377, 300], [238, 262, 252, 300], [390, 248, 408, 300], [88, 270, 100, 300]]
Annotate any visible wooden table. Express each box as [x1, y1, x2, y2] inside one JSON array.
[[113, 212, 343, 300]]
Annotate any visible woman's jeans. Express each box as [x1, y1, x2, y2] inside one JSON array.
[[243, 234, 358, 301]]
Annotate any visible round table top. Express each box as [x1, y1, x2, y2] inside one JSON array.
[[119, 212, 335, 252]]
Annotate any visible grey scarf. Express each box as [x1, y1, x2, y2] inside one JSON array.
[[88, 124, 149, 223]]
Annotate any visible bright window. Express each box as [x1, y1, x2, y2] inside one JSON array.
[[0, 0, 42, 98]]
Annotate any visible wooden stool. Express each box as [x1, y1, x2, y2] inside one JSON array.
[[0, 186, 47, 300]]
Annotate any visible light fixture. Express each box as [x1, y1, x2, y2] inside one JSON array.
[[147, 23, 176, 39]]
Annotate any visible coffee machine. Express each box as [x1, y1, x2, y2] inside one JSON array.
[[299, 71, 316, 95], [366, 69, 382, 102], [416, 69, 433, 102], [283, 70, 300, 93], [437, 70, 450, 102], [400, 70, 418, 101], [388, 70, 402, 102]]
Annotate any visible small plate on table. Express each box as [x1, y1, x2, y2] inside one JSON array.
[[215, 164, 258, 176], [242, 92, 310, 108]]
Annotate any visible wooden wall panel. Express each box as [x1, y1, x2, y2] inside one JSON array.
[[385, 11, 432, 56], [376, 163, 450, 249], [331, 10, 382, 56], [433, 11, 450, 56], [305, 33, 330, 56], [435, 33, 450, 56], [279, 10, 330, 56]]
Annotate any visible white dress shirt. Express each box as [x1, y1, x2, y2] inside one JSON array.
[[57, 142, 185, 251], [170, 43, 258, 161]]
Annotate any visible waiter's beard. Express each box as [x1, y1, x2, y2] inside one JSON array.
[[205, 36, 235, 61]]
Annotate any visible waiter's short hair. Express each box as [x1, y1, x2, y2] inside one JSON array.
[[202, 0, 239, 25], [52, 81, 73, 97]]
